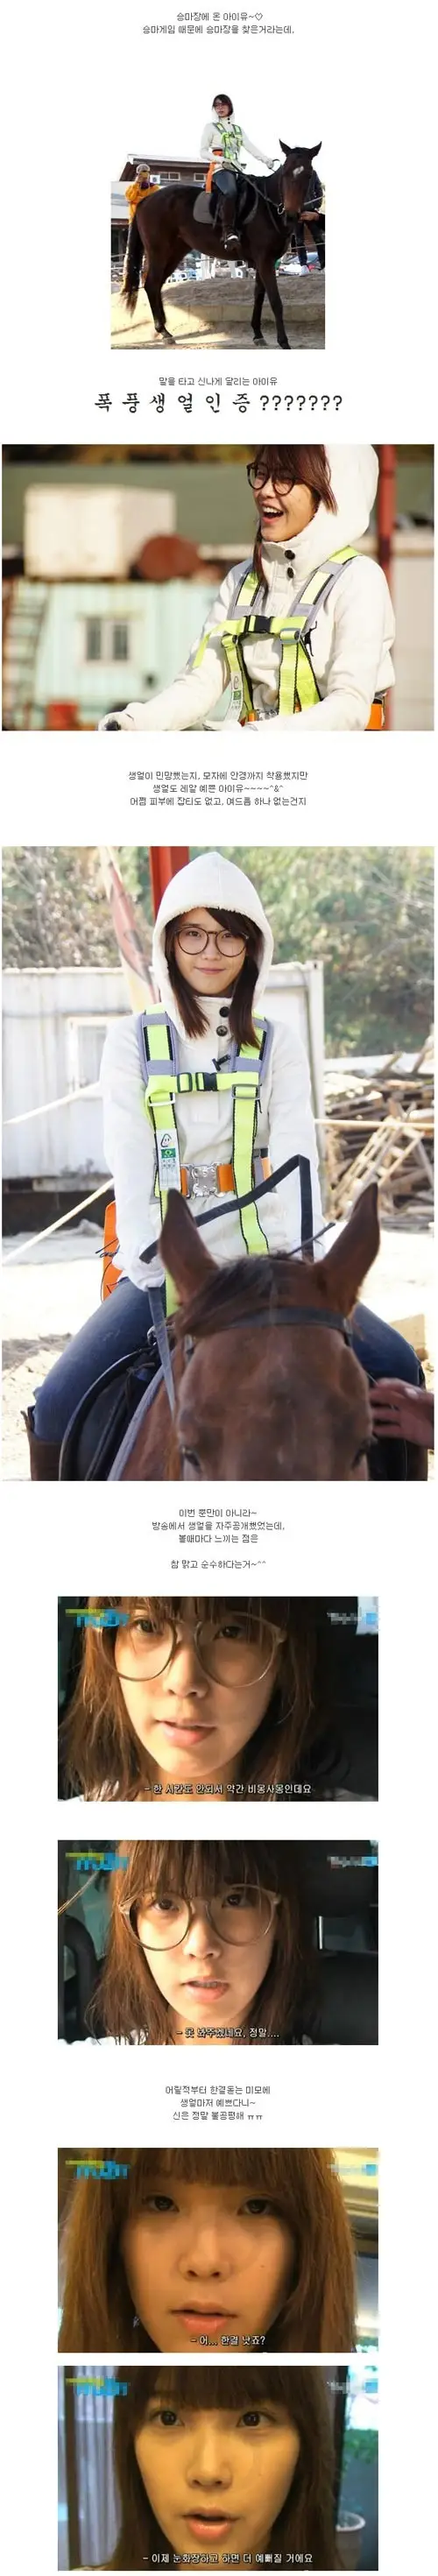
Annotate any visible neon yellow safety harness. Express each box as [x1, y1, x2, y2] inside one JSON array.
[[138, 1008, 271, 1313], [192, 547, 364, 721]]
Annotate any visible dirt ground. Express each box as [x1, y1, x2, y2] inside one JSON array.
[[3, 1220, 434, 1479], [110, 268, 325, 350]]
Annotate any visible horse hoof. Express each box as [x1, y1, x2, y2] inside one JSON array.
[[252, 335, 266, 348], [156, 328, 174, 345], [278, 338, 290, 352]]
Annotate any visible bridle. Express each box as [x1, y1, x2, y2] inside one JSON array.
[[183, 1303, 353, 1366]]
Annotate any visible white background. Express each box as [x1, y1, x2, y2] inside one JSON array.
[[2, 2, 437, 2572]]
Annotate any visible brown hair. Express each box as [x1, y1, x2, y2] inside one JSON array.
[[59, 2143, 356, 2354], [60, 1596, 317, 1801], [87, 1838, 312, 2045], [165, 905, 262, 1044], [100, 2364, 343, 2567], [250, 444, 337, 583]]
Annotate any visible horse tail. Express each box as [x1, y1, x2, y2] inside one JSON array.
[[121, 210, 145, 313]]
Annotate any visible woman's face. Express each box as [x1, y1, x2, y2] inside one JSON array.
[[114, 1604, 283, 1786], [134, 2391, 300, 2562], [253, 471, 316, 542], [173, 907, 248, 997], [215, 98, 231, 119], [135, 1881, 279, 2041], [121, 2173, 294, 2350]]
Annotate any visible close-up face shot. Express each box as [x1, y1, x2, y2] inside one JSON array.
[[3, 843, 434, 1484], [58, 1837, 378, 2047], [58, 2359, 378, 2569], [58, 2144, 378, 2356], [58, 1594, 378, 1803], [2, 442, 434, 732]]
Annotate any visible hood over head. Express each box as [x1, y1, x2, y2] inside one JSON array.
[[259, 444, 379, 587], [152, 850, 273, 1032]]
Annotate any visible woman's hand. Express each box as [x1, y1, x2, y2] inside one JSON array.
[[370, 1380, 434, 1448]]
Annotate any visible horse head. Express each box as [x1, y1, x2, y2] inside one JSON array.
[[159, 1183, 380, 1482], [279, 140, 321, 217]]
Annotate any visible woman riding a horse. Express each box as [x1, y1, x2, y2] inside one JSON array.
[[100, 446, 395, 736], [25, 850, 425, 1481], [24, 852, 321, 1479], [201, 90, 275, 249]]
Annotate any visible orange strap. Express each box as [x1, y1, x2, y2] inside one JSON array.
[[206, 152, 222, 192], [180, 1162, 235, 1196], [366, 699, 385, 730], [102, 1198, 122, 1299], [181, 1157, 271, 1197]]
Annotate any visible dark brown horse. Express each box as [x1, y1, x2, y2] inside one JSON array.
[[118, 142, 322, 350], [112, 1182, 388, 1483]]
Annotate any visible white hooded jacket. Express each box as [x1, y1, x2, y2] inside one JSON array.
[[200, 115, 274, 166], [101, 851, 321, 1290], [101, 448, 395, 735]]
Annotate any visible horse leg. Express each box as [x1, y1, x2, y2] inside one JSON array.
[[294, 221, 308, 272], [144, 257, 175, 342], [258, 253, 289, 350], [251, 272, 266, 345]]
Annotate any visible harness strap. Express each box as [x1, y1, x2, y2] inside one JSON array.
[[148, 1285, 176, 1415]]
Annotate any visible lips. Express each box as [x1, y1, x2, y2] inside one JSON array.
[[182, 1980, 229, 1998], [159, 1719, 215, 1748], [173, 2308, 236, 2330], [186, 2516, 236, 2540]]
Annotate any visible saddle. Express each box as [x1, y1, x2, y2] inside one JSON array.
[[59, 1337, 162, 1481], [193, 172, 258, 235]]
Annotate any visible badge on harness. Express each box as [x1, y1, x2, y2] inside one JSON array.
[[158, 1130, 180, 1191]]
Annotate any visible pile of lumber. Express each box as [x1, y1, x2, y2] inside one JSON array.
[[324, 1040, 434, 1226]]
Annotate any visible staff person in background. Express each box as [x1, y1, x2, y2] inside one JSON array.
[[99, 446, 395, 733], [59, 2143, 357, 2353]]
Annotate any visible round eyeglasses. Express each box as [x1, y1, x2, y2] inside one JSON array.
[[119, 1886, 279, 1951], [176, 925, 248, 959], [116, 1615, 285, 1689], [246, 462, 296, 496]]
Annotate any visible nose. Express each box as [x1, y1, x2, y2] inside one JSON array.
[[187, 2428, 233, 2490], [183, 1909, 223, 1962], [166, 1635, 208, 1701], [181, 2220, 229, 2280]]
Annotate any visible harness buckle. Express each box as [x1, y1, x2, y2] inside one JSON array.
[[185, 1163, 220, 1202]]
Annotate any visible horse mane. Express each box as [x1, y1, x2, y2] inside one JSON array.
[[174, 1251, 315, 1344]]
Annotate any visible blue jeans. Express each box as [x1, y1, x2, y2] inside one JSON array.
[[351, 1302, 423, 1388], [33, 1282, 423, 1443], [33, 1280, 161, 1441]]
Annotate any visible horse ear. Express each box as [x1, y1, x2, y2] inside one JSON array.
[[309, 141, 321, 159], [279, 139, 290, 157], [159, 1192, 216, 1303], [313, 1183, 380, 1317]]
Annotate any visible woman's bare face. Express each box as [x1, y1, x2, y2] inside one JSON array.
[[114, 1604, 282, 1788], [134, 2390, 300, 2564], [256, 475, 316, 541], [135, 1881, 279, 2043], [121, 2171, 294, 2350], [173, 907, 247, 996]]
